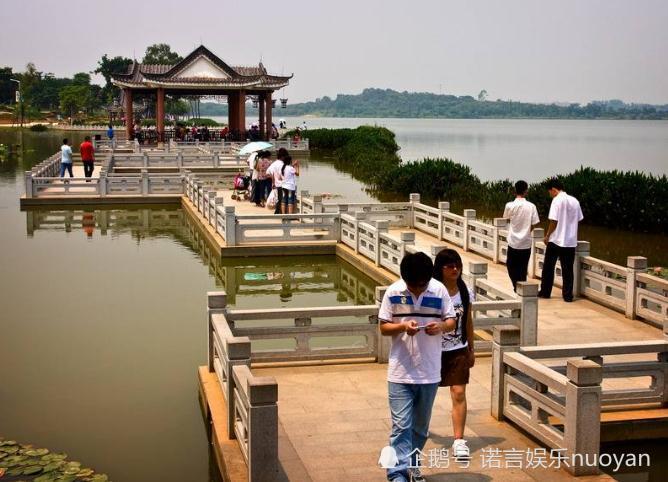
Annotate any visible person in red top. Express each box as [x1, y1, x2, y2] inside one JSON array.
[[80, 136, 95, 181]]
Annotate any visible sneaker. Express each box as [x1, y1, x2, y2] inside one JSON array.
[[408, 467, 426, 482], [452, 439, 470, 459], [537, 292, 551, 299]]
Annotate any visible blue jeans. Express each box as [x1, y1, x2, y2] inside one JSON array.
[[60, 162, 73, 177], [387, 382, 439, 481]]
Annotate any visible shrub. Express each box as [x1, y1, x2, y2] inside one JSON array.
[[29, 124, 48, 132]]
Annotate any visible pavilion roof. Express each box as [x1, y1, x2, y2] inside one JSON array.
[[111, 45, 291, 91]]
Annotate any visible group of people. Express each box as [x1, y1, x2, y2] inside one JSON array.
[[381, 180, 583, 481], [503, 178, 583, 301], [247, 147, 300, 214], [60, 137, 96, 180]]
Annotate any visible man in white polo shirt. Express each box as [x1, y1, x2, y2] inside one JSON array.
[[539, 178, 584, 302], [503, 180, 540, 291], [379, 252, 456, 482]]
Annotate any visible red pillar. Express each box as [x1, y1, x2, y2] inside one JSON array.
[[124, 88, 134, 139], [238, 90, 246, 140], [265, 91, 273, 140], [258, 93, 266, 140], [156, 88, 165, 143], [228, 92, 238, 139]]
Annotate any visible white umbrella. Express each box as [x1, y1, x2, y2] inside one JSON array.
[[237, 141, 273, 156]]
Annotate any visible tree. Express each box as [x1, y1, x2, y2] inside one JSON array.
[[477, 90, 488, 102], [142, 44, 182, 64], [0, 67, 15, 105], [94, 54, 132, 102], [59, 85, 86, 122]]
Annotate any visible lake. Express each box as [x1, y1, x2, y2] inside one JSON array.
[[239, 116, 668, 182], [0, 125, 666, 481]]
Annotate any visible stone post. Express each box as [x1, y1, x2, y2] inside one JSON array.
[[409, 193, 420, 228], [438, 201, 450, 241], [467, 261, 488, 292], [493, 218, 508, 264], [573, 241, 590, 298], [400, 231, 416, 261], [208, 191, 216, 227], [99, 170, 107, 197], [177, 152, 183, 169], [313, 194, 323, 224], [375, 220, 389, 266], [565, 359, 602, 476], [24, 171, 33, 198], [516, 281, 539, 346], [214, 197, 225, 236], [430, 244, 448, 262], [529, 228, 544, 279], [375, 286, 391, 363], [462, 209, 476, 252], [354, 212, 366, 254], [224, 206, 236, 246], [142, 152, 148, 168], [207, 291, 228, 372], [247, 374, 279, 482], [141, 169, 149, 196], [625, 256, 647, 319], [491, 326, 520, 420]]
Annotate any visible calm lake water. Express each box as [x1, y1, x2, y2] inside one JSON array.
[[262, 116, 668, 182], [0, 126, 666, 480]]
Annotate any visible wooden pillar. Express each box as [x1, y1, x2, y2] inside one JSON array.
[[258, 93, 266, 140], [265, 91, 273, 140], [156, 88, 165, 144], [238, 90, 246, 140], [124, 88, 134, 139]]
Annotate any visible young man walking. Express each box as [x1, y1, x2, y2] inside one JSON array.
[[539, 178, 584, 302], [80, 136, 95, 181], [503, 180, 540, 291], [379, 252, 456, 482], [60, 138, 73, 178]]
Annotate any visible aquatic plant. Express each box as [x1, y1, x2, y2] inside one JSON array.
[[0, 438, 110, 481]]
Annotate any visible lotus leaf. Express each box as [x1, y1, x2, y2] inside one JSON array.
[[35, 474, 58, 482], [77, 468, 95, 477], [56, 476, 77, 482], [43, 461, 65, 472], [1, 446, 18, 454], [0, 441, 17, 447], [22, 465, 43, 475], [7, 466, 24, 476]]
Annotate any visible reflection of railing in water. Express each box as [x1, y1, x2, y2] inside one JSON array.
[[25, 208, 185, 237]]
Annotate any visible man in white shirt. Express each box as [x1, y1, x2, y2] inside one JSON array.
[[379, 252, 456, 482], [266, 148, 288, 214], [503, 180, 540, 291], [60, 138, 73, 178], [538, 178, 584, 302]]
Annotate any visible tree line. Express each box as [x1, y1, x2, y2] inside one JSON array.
[[0, 44, 189, 124]]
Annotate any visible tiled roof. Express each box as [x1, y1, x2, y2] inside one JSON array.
[[110, 46, 291, 89]]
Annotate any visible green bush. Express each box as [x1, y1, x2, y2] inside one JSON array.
[[305, 127, 668, 234], [29, 124, 48, 132]]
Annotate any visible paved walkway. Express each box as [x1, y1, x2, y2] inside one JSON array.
[[218, 193, 663, 481]]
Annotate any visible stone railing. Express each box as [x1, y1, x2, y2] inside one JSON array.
[[207, 292, 278, 482], [301, 192, 667, 327], [491, 324, 668, 476]]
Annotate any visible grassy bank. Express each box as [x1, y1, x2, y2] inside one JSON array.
[[300, 127, 668, 234]]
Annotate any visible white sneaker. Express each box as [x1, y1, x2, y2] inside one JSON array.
[[452, 439, 470, 459]]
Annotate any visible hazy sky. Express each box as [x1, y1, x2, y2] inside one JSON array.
[[1, 0, 666, 104]]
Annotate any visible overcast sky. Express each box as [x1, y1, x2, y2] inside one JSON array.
[[2, 0, 666, 104]]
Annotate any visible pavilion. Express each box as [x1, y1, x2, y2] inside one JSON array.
[[111, 45, 292, 142]]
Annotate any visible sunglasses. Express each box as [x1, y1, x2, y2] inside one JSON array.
[[442, 263, 461, 270]]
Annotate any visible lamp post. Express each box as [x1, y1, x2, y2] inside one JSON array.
[[10, 78, 23, 127]]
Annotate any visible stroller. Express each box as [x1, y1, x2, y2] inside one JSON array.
[[231, 172, 252, 201]]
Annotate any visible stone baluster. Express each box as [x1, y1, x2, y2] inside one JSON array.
[[24, 171, 33, 198], [408, 193, 420, 228], [141, 169, 149, 196], [491, 326, 520, 420], [224, 206, 236, 246], [565, 359, 602, 476], [625, 256, 647, 319], [375, 286, 391, 364], [374, 220, 389, 266], [493, 217, 508, 264], [438, 201, 450, 241], [516, 281, 539, 346], [462, 209, 476, 252], [529, 228, 544, 279], [246, 371, 278, 482], [573, 241, 590, 298]]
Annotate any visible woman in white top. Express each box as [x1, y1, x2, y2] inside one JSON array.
[[433, 248, 475, 460], [280, 155, 299, 214]]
